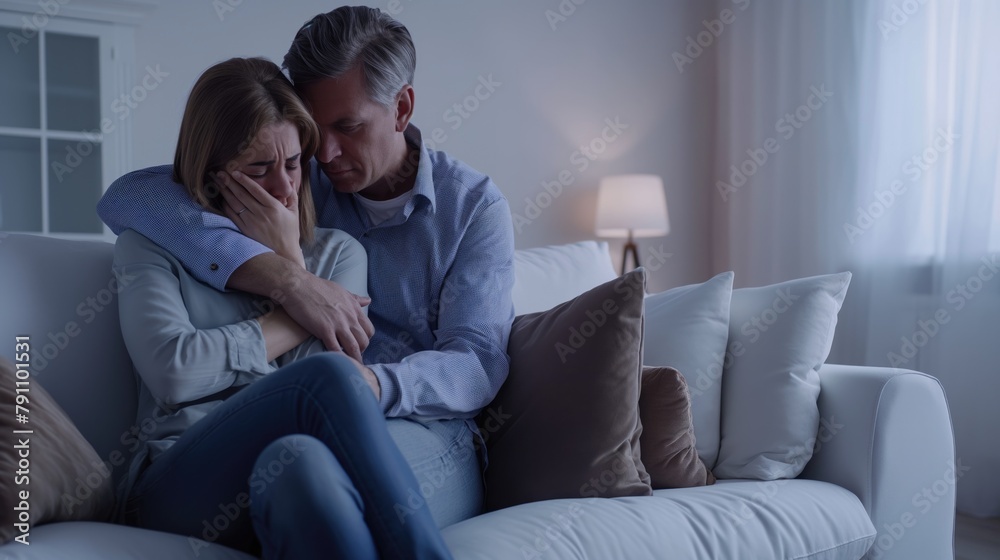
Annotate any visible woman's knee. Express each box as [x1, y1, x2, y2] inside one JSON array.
[[272, 352, 367, 395]]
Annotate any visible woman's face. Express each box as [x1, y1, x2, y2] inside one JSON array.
[[228, 121, 303, 208]]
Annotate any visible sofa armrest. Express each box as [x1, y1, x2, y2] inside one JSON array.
[[801, 364, 956, 560]]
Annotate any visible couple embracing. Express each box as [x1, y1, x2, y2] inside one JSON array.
[[100, 6, 514, 559]]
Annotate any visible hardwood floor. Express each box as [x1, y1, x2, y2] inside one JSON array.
[[955, 514, 1000, 560]]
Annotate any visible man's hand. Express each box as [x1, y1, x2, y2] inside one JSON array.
[[218, 170, 304, 267], [228, 253, 374, 362], [281, 267, 374, 362]]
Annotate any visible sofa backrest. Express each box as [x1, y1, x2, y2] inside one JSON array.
[[511, 241, 617, 315], [0, 234, 138, 484], [0, 234, 615, 484]]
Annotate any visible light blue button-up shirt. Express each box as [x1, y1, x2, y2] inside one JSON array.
[[97, 125, 515, 420]]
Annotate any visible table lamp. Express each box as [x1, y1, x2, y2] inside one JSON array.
[[595, 174, 670, 275]]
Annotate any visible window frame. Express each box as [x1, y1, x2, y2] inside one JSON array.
[[0, 11, 134, 240]]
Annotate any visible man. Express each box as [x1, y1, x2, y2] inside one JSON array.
[[97, 6, 515, 527]]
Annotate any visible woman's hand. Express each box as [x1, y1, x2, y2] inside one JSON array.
[[218, 170, 306, 268]]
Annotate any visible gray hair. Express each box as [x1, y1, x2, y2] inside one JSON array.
[[283, 6, 416, 107]]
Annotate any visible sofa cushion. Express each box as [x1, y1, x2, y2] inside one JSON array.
[[642, 271, 733, 469], [0, 521, 255, 560], [512, 241, 617, 314], [0, 358, 115, 544], [481, 269, 651, 511], [714, 273, 852, 480], [442, 479, 876, 559], [638, 366, 715, 489]]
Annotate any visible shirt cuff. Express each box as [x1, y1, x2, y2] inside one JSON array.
[[221, 319, 272, 375], [210, 243, 273, 293]]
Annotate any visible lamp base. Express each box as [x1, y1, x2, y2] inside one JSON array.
[[621, 239, 640, 275]]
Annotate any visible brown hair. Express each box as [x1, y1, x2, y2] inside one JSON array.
[[173, 57, 318, 243]]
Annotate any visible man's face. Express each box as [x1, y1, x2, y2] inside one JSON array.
[[301, 65, 401, 196]]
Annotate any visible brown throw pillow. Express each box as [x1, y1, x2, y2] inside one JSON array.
[[0, 356, 114, 543], [480, 269, 652, 511], [638, 366, 716, 489]]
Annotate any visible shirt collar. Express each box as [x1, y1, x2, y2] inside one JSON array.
[[404, 124, 436, 215]]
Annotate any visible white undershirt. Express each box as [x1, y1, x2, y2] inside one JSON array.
[[353, 189, 413, 226]]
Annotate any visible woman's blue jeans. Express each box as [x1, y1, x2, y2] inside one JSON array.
[[123, 353, 455, 559]]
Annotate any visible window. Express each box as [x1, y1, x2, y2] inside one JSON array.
[[0, 13, 132, 239]]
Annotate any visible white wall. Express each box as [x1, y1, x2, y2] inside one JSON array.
[[126, 0, 717, 292]]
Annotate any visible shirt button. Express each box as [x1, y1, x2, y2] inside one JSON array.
[[210, 263, 219, 271]]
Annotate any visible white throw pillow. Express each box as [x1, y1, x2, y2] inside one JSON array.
[[512, 241, 617, 315], [642, 271, 734, 469], [713, 272, 852, 480]]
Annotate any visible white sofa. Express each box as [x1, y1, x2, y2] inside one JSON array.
[[0, 234, 956, 559]]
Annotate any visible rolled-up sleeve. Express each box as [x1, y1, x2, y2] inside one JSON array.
[[114, 230, 274, 405]]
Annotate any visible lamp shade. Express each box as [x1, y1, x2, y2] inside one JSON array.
[[595, 174, 670, 238]]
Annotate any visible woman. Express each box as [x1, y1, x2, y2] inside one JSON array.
[[113, 57, 453, 559]]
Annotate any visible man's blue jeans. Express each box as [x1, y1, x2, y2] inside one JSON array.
[[385, 415, 483, 529], [123, 353, 457, 559]]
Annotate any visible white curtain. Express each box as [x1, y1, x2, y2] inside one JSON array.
[[711, 0, 1000, 516]]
